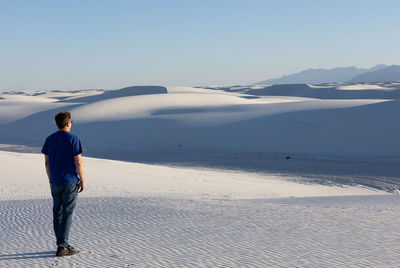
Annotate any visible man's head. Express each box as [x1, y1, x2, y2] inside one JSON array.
[[55, 111, 72, 131]]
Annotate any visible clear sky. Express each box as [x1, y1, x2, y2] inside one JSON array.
[[1, 0, 399, 90]]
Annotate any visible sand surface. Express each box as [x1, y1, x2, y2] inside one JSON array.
[[1, 150, 399, 267]]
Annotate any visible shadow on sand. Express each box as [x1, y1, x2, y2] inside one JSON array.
[[0, 251, 55, 260]]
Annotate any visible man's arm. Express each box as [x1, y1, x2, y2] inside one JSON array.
[[44, 155, 51, 183], [74, 154, 85, 193]]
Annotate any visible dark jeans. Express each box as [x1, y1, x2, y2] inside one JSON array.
[[51, 183, 79, 248]]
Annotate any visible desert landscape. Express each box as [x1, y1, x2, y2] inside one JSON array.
[[1, 83, 400, 267]]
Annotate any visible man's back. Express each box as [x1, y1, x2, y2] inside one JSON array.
[[42, 131, 82, 185]]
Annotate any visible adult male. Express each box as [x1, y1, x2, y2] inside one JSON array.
[[42, 111, 85, 257]]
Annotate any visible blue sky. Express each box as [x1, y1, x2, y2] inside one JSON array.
[[1, 0, 399, 90]]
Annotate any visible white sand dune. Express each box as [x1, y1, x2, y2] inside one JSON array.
[[3, 195, 400, 267], [0, 101, 72, 124], [337, 84, 394, 90], [1, 83, 398, 156], [1, 83, 399, 180], [1, 150, 399, 267], [0, 151, 382, 201], [0, 94, 58, 103], [1, 83, 400, 267], [71, 92, 386, 127]]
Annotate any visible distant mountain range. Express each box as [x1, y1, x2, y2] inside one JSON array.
[[256, 64, 400, 84], [349, 65, 400, 83]]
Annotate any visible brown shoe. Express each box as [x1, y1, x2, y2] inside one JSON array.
[[56, 245, 77, 257], [66, 245, 77, 254]]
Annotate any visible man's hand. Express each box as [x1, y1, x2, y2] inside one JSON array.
[[74, 154, 85, 193], [78, 180, 85, 193], [44, 155, 51, 181]]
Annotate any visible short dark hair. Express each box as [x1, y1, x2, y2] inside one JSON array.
[[55, 111, 72, 129]]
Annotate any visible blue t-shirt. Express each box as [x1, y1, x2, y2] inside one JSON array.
[[42, 131, 83, 185]]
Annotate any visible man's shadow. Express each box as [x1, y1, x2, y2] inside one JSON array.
[[0, 251, 55, 260]]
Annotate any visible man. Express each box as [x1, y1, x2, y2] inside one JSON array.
[[42, 111, 85, 257]]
